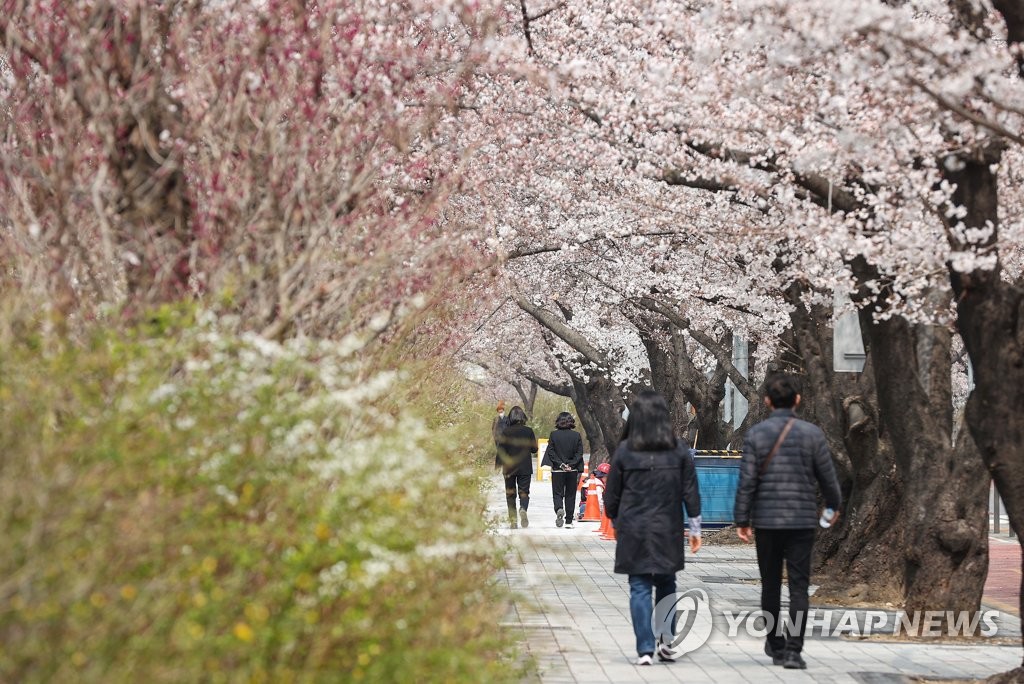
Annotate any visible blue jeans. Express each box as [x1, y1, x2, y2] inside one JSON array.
[[628, 573, 677, 656]]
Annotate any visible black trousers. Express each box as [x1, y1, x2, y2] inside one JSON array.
[[504, 469, 531, 514], [550, 471, 580, 522], [755, 527, 815, 654]]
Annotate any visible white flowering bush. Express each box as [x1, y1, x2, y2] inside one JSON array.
[[0, 305, 522, 683]]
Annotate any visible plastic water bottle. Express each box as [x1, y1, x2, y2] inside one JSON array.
[[819, 508, 835, 529]]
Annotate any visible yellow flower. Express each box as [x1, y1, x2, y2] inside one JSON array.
[[357, 653, 371, 666], [193, 592, 208, 608], [187, 622, 205, 639], [201, 556, 218, 574], [89, 592, 107, 608], [71, 652, 88, 667], [314, 522, 330, 541], [120, 585, 137, 601], [233, 622, 255, 642]]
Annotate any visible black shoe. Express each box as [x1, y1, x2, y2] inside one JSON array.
[[555, 508, 564, 527], [783, 652, 807, 670], [764, 642, 784, 666]]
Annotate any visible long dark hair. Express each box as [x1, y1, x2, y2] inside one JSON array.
[[625, 390, 676, 452], [555, 412, 576, 429], [507, 406, 528, 426]]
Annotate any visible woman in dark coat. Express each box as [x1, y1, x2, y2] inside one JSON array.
[[543, 412, 585, 528], [496, 405, 537, 529], [603, 390, 702, 666]]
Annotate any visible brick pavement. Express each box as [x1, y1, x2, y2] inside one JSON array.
[[492, 477, 1023, 683], [985, 535, 1021, 616]]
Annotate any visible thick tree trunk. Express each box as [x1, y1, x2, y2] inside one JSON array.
[[858, 314, 989, 620], [947, 150, 1024, 661], [566, 374, 610, 466], [781, 282, 988, 618], [781, 297, 900, 599], [586, 374, 625, 467], [636, 317, 691, 437], [687, 378, 728, 450]]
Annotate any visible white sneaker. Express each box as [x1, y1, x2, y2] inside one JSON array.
[[656, 643, 676, 662], [555, 508, 564, 527], [635, 654, 653, 666], [564, 522, 574, 529]]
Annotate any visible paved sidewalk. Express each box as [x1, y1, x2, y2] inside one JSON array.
[[491, 477, 1023, 683], [985, 533, 1021, 616]]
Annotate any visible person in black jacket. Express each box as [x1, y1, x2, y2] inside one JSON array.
[[604, 390, 702, 666], [734, 372, 842, 670], [496, 406, 537, 529], [543, 412, 585, 528]]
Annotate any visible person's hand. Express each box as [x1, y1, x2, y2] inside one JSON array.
[[736, 526, 753, 543], [690, 535, 701, 554], [827, 509, 841, 525]]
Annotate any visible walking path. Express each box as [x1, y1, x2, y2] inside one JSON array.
[[492, 478, 1022, 683], [986, 533, 1021, 616]]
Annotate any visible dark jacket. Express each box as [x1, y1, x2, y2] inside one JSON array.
[[604, 440, 701, 575], [733, 408, 842, 529], [497, 424, 537, 475], [543, 428, 585, 471]]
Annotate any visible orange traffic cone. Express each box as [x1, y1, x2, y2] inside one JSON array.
[[598, 506, 616, 540], [601, 517, 616, 540], [576, 464, 589, 495], [580, 482, 601, 522]]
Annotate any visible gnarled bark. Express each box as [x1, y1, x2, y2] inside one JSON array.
[[946, 148, 1024, 661]]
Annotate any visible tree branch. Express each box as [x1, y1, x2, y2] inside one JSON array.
[[682, 138, 863, 214], [520, 370, 572, 396], [519, 0, 536, 56], [505, 229, 699, 260], [528, 2, 565, 21], [513, 291, 609, 367], [637, 296, 755, 400]]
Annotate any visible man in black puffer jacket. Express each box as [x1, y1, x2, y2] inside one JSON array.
[[734, 373, 842, 671]]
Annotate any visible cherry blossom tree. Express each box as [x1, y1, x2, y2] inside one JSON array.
[[462, 0, 1024, 651]]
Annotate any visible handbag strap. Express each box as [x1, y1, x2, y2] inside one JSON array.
[[759, 417, 796, 477]]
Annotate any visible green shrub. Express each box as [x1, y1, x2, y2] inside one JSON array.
[[0, 307, 524, 683]]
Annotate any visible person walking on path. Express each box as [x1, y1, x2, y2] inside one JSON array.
[[496, 405, 537, 529], [543, 411, 585, 528], [604, 390, 702, 666], [734, 372, 842, 671]]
